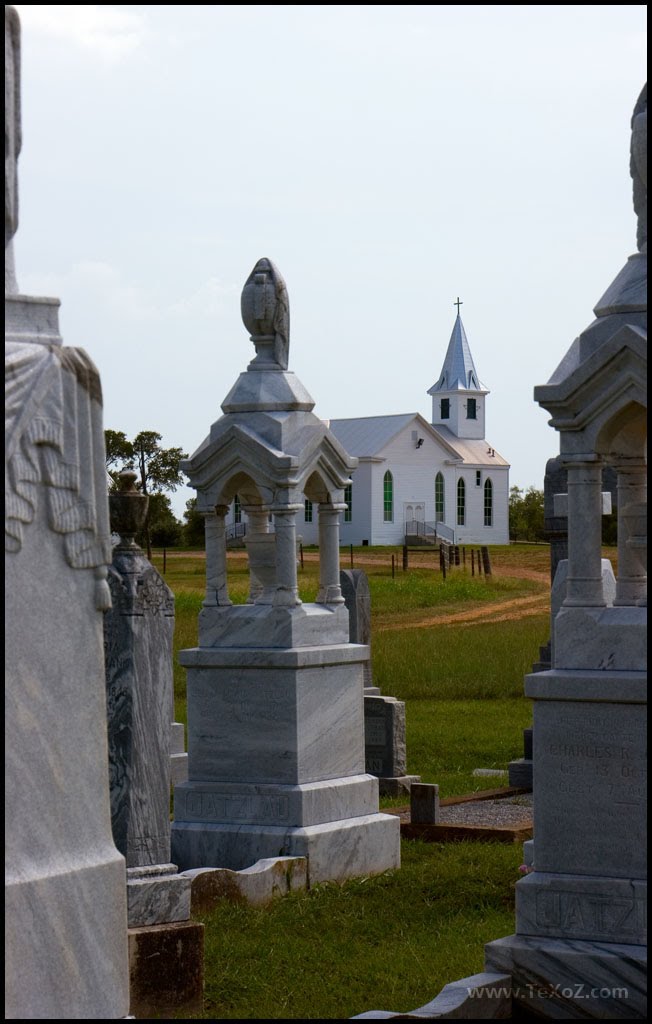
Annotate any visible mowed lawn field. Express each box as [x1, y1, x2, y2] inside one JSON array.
[[148, 543, 615, 1020]]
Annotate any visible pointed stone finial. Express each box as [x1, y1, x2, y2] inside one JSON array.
[[241, 258, 290, 370], [5, 5, 22, 294], [630, 84, 647, 253], [109, 470, 149, 549]]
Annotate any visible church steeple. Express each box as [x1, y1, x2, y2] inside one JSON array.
[[427, 308, 489, 440]]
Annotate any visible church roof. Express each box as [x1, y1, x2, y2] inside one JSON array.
[[432, 426, 510, 467], [325, 413, 418, 458], [427, 314, 487, 394]]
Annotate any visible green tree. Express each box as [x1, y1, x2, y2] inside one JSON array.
[[104, 429, 188, 556], [509, 485, 545, 542], [183, 497, 206, 548]]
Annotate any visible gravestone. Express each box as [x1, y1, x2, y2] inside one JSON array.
[[5, 7, 129, 1017], [486, 84, 647, 1019], [340, 569, 377, 692], [104, 469, 202, 1017], [340, 568, 420, 796], [171, 720, 189, 785], [171, 258, 400, 884], [508, 483, 617, 787]]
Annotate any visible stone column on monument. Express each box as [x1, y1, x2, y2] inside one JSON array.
[[272, 505, 302, 606], [316, 503, 346, 604], [563, 459, 606, 607], [203, 505, 231, 608], [614, 459, 647, 606], [245, 506, 274, 604]]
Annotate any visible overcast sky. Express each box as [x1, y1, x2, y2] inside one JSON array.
[[12, 5, 647, 519]]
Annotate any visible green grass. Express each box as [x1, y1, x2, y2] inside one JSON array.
[[148, 544, 556, 1019], [375, 614, 548, 700], [187, 840, 523, 1020]]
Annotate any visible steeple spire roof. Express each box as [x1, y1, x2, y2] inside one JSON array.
[[427, 313, 487, 395]]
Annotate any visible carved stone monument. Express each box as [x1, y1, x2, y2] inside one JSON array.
[[5, 7, 129, 1017], [104, 469, 203, 1017], [171, 258, 400, 883], [341, 568, 421, 796], [486, 85, 647, 1019]]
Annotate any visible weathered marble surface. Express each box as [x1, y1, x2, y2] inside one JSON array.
[[485, 934, 646, 1019], [105, 547, 175, 867], [175, 774, 379, 828], [364, 695, 407, 777], [198, 600, 350, 648], [182, 856, 307, 910], [172, 812, 400, 884], [553, 605, 646, 671], [528, 692, 646, 879], [181, 649, 367, 785], [364, 694, 421, 795], [171, 720, 189, 785], [5, 291, 129, 1018], [127, 864, 191, 928], [516, 871, 646, 945], [340, 569, 373, 689]]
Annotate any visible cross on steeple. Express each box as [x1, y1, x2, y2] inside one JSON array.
[[454, 297, 463, 315]]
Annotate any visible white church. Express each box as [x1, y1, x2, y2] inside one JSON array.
[[228, 311, 510, 547]]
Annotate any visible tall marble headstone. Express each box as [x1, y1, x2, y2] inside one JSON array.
[[5, 7, 129, 1017], [104, 470, 201, 1017], [171, 258, 400, 884], [340, 570, 421, 796], [486, 85, 647, 1019], [105, 470, 191, 926]]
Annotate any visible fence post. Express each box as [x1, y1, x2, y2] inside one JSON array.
[[471, 549, 475, 576], [477, 549, 483, 575], [454, 545, 460, 566], [481, 546, 492, 576], [462, 546, 466, 567], [391, 554, 395, 578], [402, 545, 408, 571]]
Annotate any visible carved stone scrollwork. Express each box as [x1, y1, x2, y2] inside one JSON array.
[[5, 341, 112, 608]]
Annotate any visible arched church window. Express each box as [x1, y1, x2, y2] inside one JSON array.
[[304, 499, 313, 523], [457, 478, 465, 526], [435, 473, 445, 522], [383, 471, 394, 522], [344, 483, 352, 522], [484, 479, 493, 526]]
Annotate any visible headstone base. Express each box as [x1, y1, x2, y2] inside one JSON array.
[[128, 920, 204, 1019], [485, 933, 646, 1019], [126, 863, 192, 928], [378, 775, 421, 797], [172, 812, 400, 885], [507, 758, 533, 788]]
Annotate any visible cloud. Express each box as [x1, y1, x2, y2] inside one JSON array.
[[13, 5, 145, 62]]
